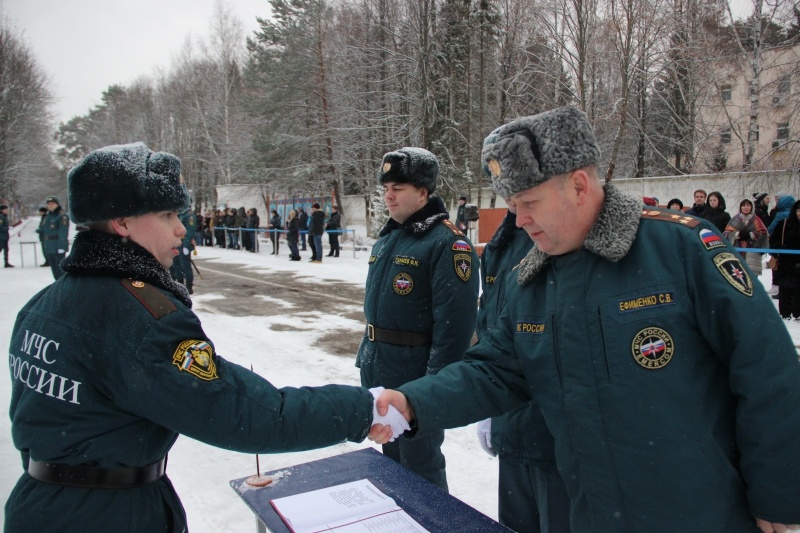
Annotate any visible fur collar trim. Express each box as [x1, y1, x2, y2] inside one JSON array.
[[518, 184, 642, 286], [61, 230, 192, 308], [487, 211, 517, 251], [379, 196, 450, 237]]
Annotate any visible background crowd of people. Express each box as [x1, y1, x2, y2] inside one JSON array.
[[662, 189, 799, 320]]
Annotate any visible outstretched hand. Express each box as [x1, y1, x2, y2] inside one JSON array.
[[368, 389, 415, 445], [756, 519, 800, 533]]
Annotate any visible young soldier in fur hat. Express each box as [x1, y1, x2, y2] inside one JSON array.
[[356, 147, 479, 491], [6, 142, 408, 533], [370, 107, 800, 532]]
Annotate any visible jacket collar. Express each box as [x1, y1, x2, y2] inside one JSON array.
[[61, 230, 192, 307], [517, 184, 642, 286], [379, 196, 449, 237], [487, 211, 518, 251]]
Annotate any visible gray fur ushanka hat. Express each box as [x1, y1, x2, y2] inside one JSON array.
[[68, 142, 190, 224], [482, 106, 600, 198], [378, 147, 439, 194]]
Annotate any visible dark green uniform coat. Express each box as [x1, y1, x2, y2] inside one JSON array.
[[174, 212, 197, 285], [356, 197, 479, 490], [36, 206, 70, 279], [6, 230, 373, 533], [478, 211, 570, 532], [399, 185, 800, 532]]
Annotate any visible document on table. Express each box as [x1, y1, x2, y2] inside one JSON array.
[[269, 478, 429, 533]]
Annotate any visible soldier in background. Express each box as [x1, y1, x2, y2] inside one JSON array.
[[37, 196, 69, 279], [0, 204, 12, 268]]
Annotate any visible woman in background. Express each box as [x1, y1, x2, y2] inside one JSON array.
[[724, 198, 768, 276]]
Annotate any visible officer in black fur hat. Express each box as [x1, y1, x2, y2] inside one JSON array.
[[6, 142, 408, 533], [356, 147, 479, 491]]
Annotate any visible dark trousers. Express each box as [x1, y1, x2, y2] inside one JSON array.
[[498, 458, 571, 533], [177, 252, 193, 285], [46, 252, 65, 280], [270, 231, 280, 254], [288, 240, 300, 259], [778, 285, 800, 318], [1, 240, 8, 263], [327, 232, 340, 256], [300, 231, 307, 250], [382, 428, 448, 492]]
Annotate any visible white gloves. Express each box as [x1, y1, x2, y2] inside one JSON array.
[[183, 247, 189, 255], [369, 387, 410, 443], [57, 249, 65, 254], [476, 418, 495, 456]]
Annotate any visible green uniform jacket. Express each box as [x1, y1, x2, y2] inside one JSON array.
[[6, 230, 373, 533], [478, 212, 555, 464], [180, 212, 197, 252], [36, 207, 69, 254], [0, 212, 9, 241], [356, 197, 479, 388], [399, 185, 800, 532]]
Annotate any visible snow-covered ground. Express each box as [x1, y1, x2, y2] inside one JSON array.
[[1, 218, 798, 532]]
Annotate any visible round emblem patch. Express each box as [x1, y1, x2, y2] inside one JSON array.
[[132, 280, 145, 288], [631, 327, 674, 370], [393, 273, 413, 295]]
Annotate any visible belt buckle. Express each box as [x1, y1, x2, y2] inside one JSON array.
[[368, 324, 375, 341]]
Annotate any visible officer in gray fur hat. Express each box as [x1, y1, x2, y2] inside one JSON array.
[[7, 142, 408, 533], [370, 107, 800, 532], [357, 146, 479, 491]]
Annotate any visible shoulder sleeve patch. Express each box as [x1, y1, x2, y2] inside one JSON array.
[[120, 279, 178, 319], [640, 209, 701, 228], [441, 219, 464, 236]]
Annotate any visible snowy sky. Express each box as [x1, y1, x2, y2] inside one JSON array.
[[0, 0, 270, 124]]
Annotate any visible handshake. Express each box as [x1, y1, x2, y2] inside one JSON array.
[[368, 387, 412, 443]]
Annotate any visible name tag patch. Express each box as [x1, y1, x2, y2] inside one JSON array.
[[699, 229, 725, 250], [394, 256, 420, 268], [393, 272, 414, 295], [618, 291, 675, 313], [631, 327, 674, 369], [172, 340, 219, 381], [713, 252, 753, 297], [368, 255, 377, 264], [516, 322, 545, 334]]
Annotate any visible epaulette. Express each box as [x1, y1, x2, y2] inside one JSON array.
[[120, 279, 178, 320], [441, 219, 464, 236], [640, 209, 701, 228]]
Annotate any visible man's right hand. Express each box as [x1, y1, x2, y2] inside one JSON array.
[[368, 389, 414, 445]]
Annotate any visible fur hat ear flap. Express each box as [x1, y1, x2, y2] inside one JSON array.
[[378, 147, 439, 194]]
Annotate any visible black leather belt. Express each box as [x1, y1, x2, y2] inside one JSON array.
[[367, 324, 431, 347], [28, 457, 167, 489]]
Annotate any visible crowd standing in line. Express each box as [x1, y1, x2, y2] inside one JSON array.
[[370, 106, 800, 533], [357, 147, 480, 491]]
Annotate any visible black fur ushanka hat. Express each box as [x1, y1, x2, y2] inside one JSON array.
[[68, 142, 190, 224], [378, 147, 439, 194]]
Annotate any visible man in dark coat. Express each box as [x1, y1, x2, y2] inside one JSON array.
[[371, 107, 800, 532], [37, 207, 49, 267], [36, 195, 70, 279], [5, 142, 405, 533], [685, 188, 707, 217], [325, 205, 342, 257], [309, 203, 325, 262], [356, 147, 479, 491], [455, 195, 468, 232], [298, 207, 309, 251], [0, 204, 12, 267]]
